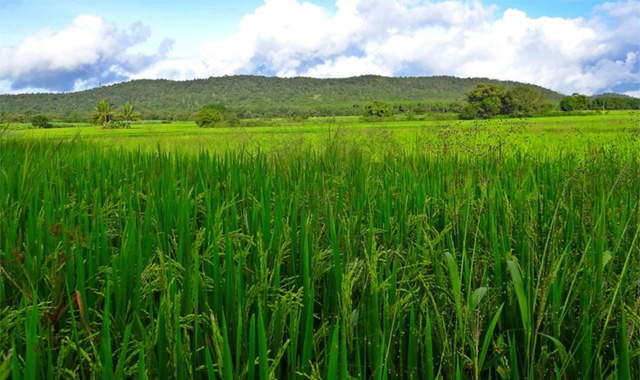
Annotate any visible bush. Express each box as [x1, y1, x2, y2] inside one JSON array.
[[460, 84, 552, 119], [31, 115, 52, 129], [364, 100, 394, 118], [560, 93, 590, 111], [195, 104, 238, 128], [464, 84, 505, 119], [458, 103, 478, 120], [502, 86, 551, 116], [103, 120, 130, 129]]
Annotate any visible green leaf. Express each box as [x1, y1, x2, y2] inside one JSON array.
[[470, 287, 487, 310], [479, 304, 503, 370], [115, 323, 133, 380], [326, 322, 340, 380]]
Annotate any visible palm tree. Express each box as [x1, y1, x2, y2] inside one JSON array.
[[120, 101, 140, 121], [93, 99, 114, 127]]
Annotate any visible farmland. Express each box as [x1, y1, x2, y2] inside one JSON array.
[[5, 112, 638, 153], [1, 112, 640, 380]]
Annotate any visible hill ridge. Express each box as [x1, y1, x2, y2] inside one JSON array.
[[1, 75, 565, 119]]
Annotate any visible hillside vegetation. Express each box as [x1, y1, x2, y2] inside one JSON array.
[[0, 75, 564, 120]]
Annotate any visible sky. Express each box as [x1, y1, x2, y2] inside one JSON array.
[[0, 0, 638, 96]]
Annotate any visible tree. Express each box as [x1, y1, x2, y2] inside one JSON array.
[[502, 86, 551, 116], [462, 84, 505, 119], [591, 96, 640, 110], [120, 101, 140, 121], [573, 93, 590, 110], [93, 99, 115, 126], [31, 115, 51, 128], [559, 96, 577, 111], [458, 103, 479, 120], [66, 110, 83, 123], [560, 93, 590, 111], [364, 100, 394, 118], [195, 104, 237, 127]]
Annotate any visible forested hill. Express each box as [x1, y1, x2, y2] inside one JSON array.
[[0, 75, 564, 119]]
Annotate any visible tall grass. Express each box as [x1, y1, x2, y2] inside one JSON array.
[[1, 135, 639, 379]]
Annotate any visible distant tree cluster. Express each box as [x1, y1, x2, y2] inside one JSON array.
[[195, 104, 239, 127], [560, 93, 640, 111], [459, 84, 551, 119], [93, 99, 140, 128], [364, 100, 394, 118], [591, 96, 640, 110], [559, 93, 590, 111], [31, 115, 52, 129]]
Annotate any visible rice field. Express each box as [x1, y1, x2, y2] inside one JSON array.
[[1, 115, 640, 379], [6, 111, 637, 154]]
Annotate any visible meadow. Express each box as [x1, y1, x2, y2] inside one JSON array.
[[1, 112, 639, 380], [6, 111, 637, 153]]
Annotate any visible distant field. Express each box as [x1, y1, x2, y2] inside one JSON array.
[[5, 111, 639, 155], [2, 110, 639, 379]]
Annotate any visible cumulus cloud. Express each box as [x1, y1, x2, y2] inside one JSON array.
[[0, 15, 173, 92], [198, 0, 497, 77], [129, 58, 209, 81], [2, 1, 639, 95], [192, 0, 640, 95]]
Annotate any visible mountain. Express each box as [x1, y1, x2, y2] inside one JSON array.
[[0, 75, 565, 120]]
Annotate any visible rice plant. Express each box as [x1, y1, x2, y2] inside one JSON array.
[[1, 133, 638, 379]]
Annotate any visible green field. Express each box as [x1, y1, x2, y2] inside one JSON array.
[[1, 113, 639, 379], [6, 111, 639, 155]]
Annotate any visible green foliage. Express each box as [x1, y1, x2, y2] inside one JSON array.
[[195, 104, 238, 127], [560, 93, 591, 111], [2, 123, 639, 379], [464, 83, 506, 118], [462, 83, 555, 119], [458, 103, 479, 120], [92, 99, 115, 126], [93, 100, 138, 128], [364, 100, 394, 118], [120, 101, 140, 121], [30, 115, 51, 128], [65, 110, 85, 123], [502, 85, 552, 116], [591, 95, 640, 110], [560, 96, 577, 111], [102, 120, 130, 129]]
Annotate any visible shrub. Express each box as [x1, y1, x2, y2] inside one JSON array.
[[31, 115, 52, 129], [458, 103, 479, 120], [502, 86, 551, 116], [103, 120, 130, 129], [364, 100, 394, 118], [195, 104, 238, 127], [464, 84, 505, 119], [560, 93, 590, 111]]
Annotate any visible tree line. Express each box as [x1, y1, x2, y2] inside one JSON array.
[[458, 84, 639, 119], [458, 84, 552, 119], [27, 99, 140, 129], [560, 93, 640, 111]]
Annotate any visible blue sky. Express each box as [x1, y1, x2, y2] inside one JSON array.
[[1, 0, 638, 95]]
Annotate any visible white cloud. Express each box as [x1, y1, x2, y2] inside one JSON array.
[[2, 1, 639, 95], [0, 15, 173, 92], [191, 0, 640, 95], [197, 0, 500, 77], [625, 89, 640, 97], [130, 58, 208, 81], [304, 55, 392, 77]]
